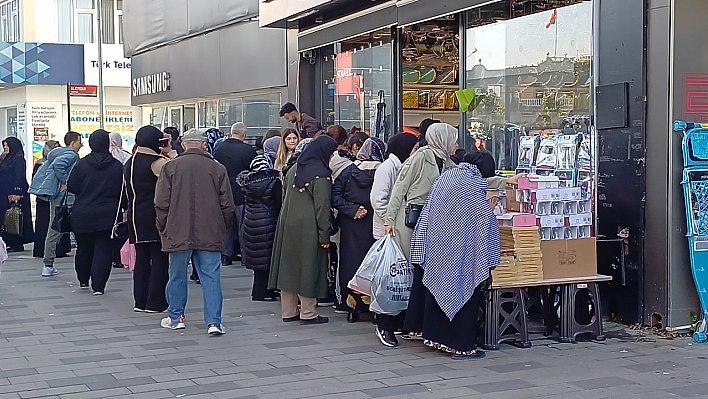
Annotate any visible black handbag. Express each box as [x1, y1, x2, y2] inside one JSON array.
[[51, 193, 72, 233], [111, 178, 128, 240], [2, 202, 22, 236], [404, 203, 424, 228]]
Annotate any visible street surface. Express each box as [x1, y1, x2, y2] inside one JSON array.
[[1, 252, 707, 399]]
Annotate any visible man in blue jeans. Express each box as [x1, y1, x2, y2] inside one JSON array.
[[154, 129, 235, 335]]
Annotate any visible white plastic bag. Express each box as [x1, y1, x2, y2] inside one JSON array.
[[348, 236, 390, 296], [369, 236, 414, 315], [0, 237, 7, 268]]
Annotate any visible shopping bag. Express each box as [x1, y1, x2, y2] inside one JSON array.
[[2, 202, 22, 236], [0, 237, 8, 264], [348, 236, 391, 296], [120, 241, 136, 272], [51, 193, 72, 233], [369, 236, 414, 315]]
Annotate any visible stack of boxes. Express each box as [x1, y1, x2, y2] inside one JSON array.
[[492, 227, 543, 287]]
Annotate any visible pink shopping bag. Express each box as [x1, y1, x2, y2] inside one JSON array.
[[120, 241, 136, 271]]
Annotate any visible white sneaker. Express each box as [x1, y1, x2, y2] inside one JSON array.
[[161, 316, 185, 330], [208, 324, 225, 335], [42, 266, 58, 277], [92, 291, 104, 296]]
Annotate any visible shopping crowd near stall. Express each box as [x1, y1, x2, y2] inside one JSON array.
[[0, 102, 525, 360]]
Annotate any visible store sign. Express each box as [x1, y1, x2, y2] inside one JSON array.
[[132, 72, 170, 97], [684, 74, 708, 122], [69, 84, 98, 97], [0, 43, 84, 85], [83, 44, 132, 87]]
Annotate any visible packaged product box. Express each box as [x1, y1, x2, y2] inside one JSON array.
[[541, 237, 597, 279], [497, 213, 537, 227], [506, 189, 522, 212], [518, 175, 560, 190]]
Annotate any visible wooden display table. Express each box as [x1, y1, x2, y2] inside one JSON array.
[[484, 274, 612, 350]]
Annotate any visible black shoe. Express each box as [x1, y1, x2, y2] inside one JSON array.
[[252, 297, 278, 302], [451, 350, 485, 360], [376, 328, 399, 348], [300, 315, 329, 325], [221, 256, 233, 266], [283, 314, 300, 322], [112, 262, 124, 268]]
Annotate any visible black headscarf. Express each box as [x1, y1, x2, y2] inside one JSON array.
[[385, 132, 418, 163], [418, 118, 440, 147], [135, 125, 164, 154], [462, 150, 496, 178], [0, 137, 23, 171], [89, 129, 110, 153], [294, 135, 337, 189]]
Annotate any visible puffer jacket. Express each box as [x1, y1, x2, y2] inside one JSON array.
[[28, 147, 79, 200], [237, 168, 282, 272]]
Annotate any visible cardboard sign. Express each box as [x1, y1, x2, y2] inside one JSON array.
[[541, 238, 597, 279]]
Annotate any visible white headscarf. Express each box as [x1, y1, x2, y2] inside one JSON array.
[[109, 132, 131, 164], [425, 123, 458, 160]]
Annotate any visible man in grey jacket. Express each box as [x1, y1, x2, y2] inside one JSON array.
[[29, 131, 82, 277]]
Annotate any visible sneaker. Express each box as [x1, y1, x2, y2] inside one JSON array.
[[334, 302, 351, 314], [92, 291, 104, 296], [208, 324, 225, 335], [317, 300, 335, 307], [376, 328, 399, 348], [133, 307, 145, 312], [79, 284, 89, 289], [221, 256, 232, 266], [451, 349, 486, 360], [161, 316, 185, 330], [144, 309, 162, 314], [42, 266, 58, 277]]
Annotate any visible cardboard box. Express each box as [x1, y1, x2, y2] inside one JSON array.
[[541, 238, 597, 279], [497, 213, 537, 227], [539, 215, 564, 228], [518, 175, 560, 190], [533, 188, 561, 202], [506, 189, 522, 212], [559, 187, 582, 201], [569, 213, 593, 226]]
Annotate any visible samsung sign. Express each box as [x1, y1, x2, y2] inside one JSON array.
[[132, 72, 170, 97]]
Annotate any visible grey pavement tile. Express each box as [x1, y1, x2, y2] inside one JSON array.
[[134, 357, 200, 370], [251, 365, 315, 378], [49, 321, 105, 329], [665, 382, 708, 398], [15, 296, 64, 302], [59, 353, 124, 364], [0, 368, 37, 378], [263, 339, 321, 349], [86, 377, 155, 390], [226, 310, 275, 317], [17, 384, 90, 399], [390, 364, 454, 377], [467, 379, 536, 394], [138, 340, 198, 350], [485, 360, 549, 373], [45, 373, 116, 388], [169, 382, 240, 396], [57, 387, 131, 399], [0, 304, 29, 309], [625, 360, 686, 373], [569, 376, 638, 390], [361, 384, 429, 398], [4, 318, 46, 326]]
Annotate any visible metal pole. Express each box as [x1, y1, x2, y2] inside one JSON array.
[[66, 82, 72, 132], [96, 0, 105, 129]]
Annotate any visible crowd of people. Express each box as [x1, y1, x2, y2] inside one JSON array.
[[0, 101, 521, 359]]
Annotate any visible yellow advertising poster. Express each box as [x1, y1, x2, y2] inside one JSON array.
[[70, 108, 138, 154]]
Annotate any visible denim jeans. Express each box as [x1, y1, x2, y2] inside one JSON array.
[[166, 250, 223, 326]]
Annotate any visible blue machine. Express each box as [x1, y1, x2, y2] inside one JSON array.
[[674, 121, 708, 342]]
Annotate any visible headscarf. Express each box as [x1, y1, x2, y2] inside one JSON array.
[[425, 123, 458, 160], [0, 137, 23, 171], [294, 135, 337, 189], [136, 125, 164, 154], [263, 136, 280, 159], [356, 137, 386, 162], [37, 140, 59, 165], [463, 150, 496, 178], [418, 118, 440, 147], [410, 162, 500, 321], [205, 128, 224, 155], [385, 133, 418, 163], [250, 154, 274, 172], [294, 138, 312, 156], [109, 132, 131, 164], [88, 129, 110, 153]]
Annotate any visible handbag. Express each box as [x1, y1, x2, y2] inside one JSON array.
[[404, 203, 423, 228], [51, 193, 72, 233], [111, 178, 128, 240], [2, 202, 22, 236]]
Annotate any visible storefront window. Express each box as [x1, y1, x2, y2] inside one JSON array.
[[465, 1, 592, 170], [327, 28, 393, 139], [218, 98, 243, 133], [214, 92, 282, 143], [197, 100, 218, 128]]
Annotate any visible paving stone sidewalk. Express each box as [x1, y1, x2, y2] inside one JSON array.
[[1, 251, 707, 399]]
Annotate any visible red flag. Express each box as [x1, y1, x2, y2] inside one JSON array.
[[546, 9, 558, 29]]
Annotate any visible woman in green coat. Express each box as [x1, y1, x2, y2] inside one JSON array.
[[383, 122, 459, 337], [269, 136, 338, 325]]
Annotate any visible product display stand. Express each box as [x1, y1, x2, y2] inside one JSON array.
[[674, 121, 708, 342]]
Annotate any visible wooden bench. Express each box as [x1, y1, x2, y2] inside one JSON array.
[[483, 274, 612, 350]]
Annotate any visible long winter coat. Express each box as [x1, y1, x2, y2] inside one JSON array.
[[124, 147, 170, 244], [237, 169, 282, 272], [0, 155, 34, 246], [269, 165, 331, 298], [67, 152, 123, 234], [331, 161, 380, 289]]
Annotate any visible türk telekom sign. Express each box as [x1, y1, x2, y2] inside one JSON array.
[[132, 72, 170, 97]]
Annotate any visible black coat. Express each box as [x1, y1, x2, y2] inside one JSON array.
[[124, 149, 161, 243], [214, 138, 256, 206], [67, 152, 123, 234], [331, 163, 377, 287], [0, 156, 34, 246], [237, 169, 282, 272]]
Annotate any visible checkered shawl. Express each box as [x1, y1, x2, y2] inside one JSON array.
[[411, 162, 500, 320]]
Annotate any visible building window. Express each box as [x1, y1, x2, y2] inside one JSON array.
[[0, 0, 20, 42], [57, 0, 122, 44]]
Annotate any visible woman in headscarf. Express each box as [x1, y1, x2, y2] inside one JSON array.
[[384, 123, 458, 340], [109, 132, 132, 165], [274, 128, 300, 171], [409, 160, 500, 360], [0, 137, 34, 252], [330, 137, 386, 323], [205, 127, 225, 155], [124, 126, 172, 311], [417, 118, 440, 147], [347, 132, 369, 158], [369, 132, 420, 346], [237, 154, 282, 302], [32, 140, 70, 258], [262, 136, 280, 164], [463, 150, 526, 188], [67, 130, 123, 295], [269, 135, 338, 325]]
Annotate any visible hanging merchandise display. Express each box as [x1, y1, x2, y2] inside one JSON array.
[[674, 121, 708, 342]]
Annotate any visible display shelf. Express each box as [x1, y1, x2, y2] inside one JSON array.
[[402, 109, 459, 114], [402, 84, 459, 90]]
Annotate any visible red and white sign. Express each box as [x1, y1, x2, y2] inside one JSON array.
[[684, 74, 708, 122], [69, 84, 98, 97]]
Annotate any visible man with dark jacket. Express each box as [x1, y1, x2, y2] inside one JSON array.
[[279, 102, 322, 139], [155, 129, 235, 334], [213, 122, 256, 266], [165, 126, 184, 155]]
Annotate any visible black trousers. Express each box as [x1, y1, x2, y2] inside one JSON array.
[[378, 312, 406, 332], [74, 230, 113, 293], [252, 270, 277, 300], [133, 242, 169, 312]]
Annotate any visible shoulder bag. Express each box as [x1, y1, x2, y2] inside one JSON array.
[[51, 192, 72, 233], [2, 201, 22, 236], [111, 177, 128, 240]]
